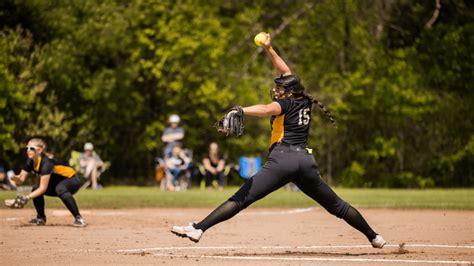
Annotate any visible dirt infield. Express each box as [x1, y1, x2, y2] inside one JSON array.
[[1, 208, 473, 265]]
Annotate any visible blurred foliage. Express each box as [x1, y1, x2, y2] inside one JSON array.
[[0, 0, 472, 187]]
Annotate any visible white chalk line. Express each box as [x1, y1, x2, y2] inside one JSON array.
[[4, 217, 22, 221], [152, 253, 473, 264], [51, 210, 129, 217], [117, 243, 474, 253], [2, 211, 130, 220]]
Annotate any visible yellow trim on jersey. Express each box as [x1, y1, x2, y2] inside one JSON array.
[[269, 115, 285, 147], [54, 165, 76, 178], [34, 157, 42, 172]]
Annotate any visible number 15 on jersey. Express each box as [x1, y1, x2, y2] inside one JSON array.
[[299, 108, 310, 126]]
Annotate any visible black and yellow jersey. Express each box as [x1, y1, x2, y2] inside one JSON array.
[[269, 97, 312, 147], [23, 155, 76, 180]]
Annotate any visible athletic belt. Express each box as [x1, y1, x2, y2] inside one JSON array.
[[270, 142, 313, 154]]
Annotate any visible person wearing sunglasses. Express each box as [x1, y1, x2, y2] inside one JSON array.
[[10, 138, 87, 227]]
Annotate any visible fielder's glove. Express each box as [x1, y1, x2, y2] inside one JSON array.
[[215, 105, 245, 137], [4, 195, 30, 209]]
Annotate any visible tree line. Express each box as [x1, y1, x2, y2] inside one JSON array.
[[1, 0, 472, 187]]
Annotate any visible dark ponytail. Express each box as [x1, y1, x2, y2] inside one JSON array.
[[302, 93, 337, 128]]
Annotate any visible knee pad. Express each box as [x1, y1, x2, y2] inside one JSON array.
[[228, 196, 249, 210], [229, 196, 242, 207], [55, 185, 69, 197], [242, 196, 256, 209], [58, 191, 73, 201], [334, 200, 350, 218], [229, 179, 257, 209], [225, 199, 245, 215], [230, 194, 255, 210], [325, 199, 350, 218]]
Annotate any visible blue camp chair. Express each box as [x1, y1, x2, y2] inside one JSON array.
[[238, 156, 262, 179]]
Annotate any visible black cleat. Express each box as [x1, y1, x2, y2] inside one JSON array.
[[73, 215, 87, 227], [29, 216, 46, 226]]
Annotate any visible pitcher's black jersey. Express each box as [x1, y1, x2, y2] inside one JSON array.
[[270, 97, 312, 147]]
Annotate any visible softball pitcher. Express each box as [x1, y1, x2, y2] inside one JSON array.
[[5, 138, 87, 227], [171, 33, 385, 248]]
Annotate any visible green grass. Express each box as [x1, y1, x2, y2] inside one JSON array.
[[1, 186, 473, 210]]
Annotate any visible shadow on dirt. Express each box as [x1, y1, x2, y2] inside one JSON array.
[[218, 247, 410, 258], [15, 223, 79, 228]]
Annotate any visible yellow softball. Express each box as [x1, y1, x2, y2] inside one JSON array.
[[254, 32, 268, 47]]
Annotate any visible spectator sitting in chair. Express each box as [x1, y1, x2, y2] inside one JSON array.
[[166, 144, 191, 191], [0, 161, 17, 191], [202, 142, 226, 192], [79, 142, 104, 190]]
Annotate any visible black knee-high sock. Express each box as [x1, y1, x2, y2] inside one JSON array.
[[343, 206, 377, 241], [194, 200, 240, 231], [33, 195, 46, 218], [59, 192, 81, 217]]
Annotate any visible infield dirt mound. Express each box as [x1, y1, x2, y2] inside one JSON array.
[[1, 208, 473, 265]]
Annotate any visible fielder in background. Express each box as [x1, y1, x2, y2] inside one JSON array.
[[6, 138, 87, 227], [171, 32, 386, 248]]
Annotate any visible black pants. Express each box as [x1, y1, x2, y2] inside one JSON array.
[[32, 175, 82, 218], [194, 145, 377, 241], [231, 144, 349, 217], [195, 144, 378, 241]]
